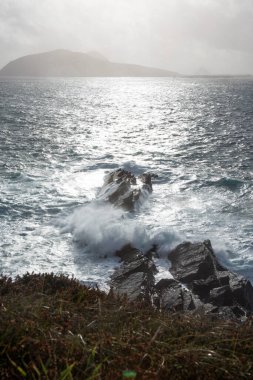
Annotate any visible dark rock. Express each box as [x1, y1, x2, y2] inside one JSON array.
[[155, 278, 176, 292], [104, 168, 136, 186], [191, 274, 230, 300], [110, 255, 156, 302], [116, 244, 143, 263], [231, 306, 247, 318], [229, 273, 253, 311], [208, 306, 246, 321], [145, 244, 159, 260], [209, 285, 234, 306], [139, 173, 153, 192], [169, 240, 226, 284], [98, 169, 154, 211], [155, 278, 200, 312], [110, 239, 253, 319], [112, 271, 151, 301], [168, 240, 253, 318]]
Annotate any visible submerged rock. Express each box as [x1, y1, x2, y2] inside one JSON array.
[[97, 168, 154, 211]]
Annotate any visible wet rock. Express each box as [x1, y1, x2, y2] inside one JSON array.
[[104, 168, 136, 186], [229, 273, 253, 310], [191, 274, 230, 300], [116, 244, 143, 263], [110, 249, 157, 302], [169, 240, 226, 284], [139, 173, 153, 192], [209, 285, 234, 306], [168, 240, 253, 318], [98, 168, 154, 211], [145, 244, 159, 260], [155, 278, 201, 312], [110, 239, 253, 319]]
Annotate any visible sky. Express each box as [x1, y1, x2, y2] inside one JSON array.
[[1, 0, 253, 75]]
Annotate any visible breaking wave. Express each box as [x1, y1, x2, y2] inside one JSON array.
[[59, 201, 181, 258]]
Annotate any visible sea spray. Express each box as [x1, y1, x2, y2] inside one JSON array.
[[1, 77, 252, 283], [60, 201, 150, 255], [60, 200, 182, 259]]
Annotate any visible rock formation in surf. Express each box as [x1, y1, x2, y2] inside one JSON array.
[[97, 168, 155, 211], [111, 241, 253, 320], [111, 245, 156, 303], [102, 169, 253, 320]]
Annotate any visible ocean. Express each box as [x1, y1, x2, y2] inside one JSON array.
[[0, 77, 252, 287]]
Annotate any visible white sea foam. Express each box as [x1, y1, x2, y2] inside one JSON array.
[[150, 229, 182, 257], [1, 77, 252, 284], [60, 202, 151, 256], [59, 199, 182, 261]]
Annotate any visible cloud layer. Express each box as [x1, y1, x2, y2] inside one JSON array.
[[1, 0, 253, 74]]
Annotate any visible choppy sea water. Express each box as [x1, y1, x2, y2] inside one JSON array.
[[0, 77, 252, 287]]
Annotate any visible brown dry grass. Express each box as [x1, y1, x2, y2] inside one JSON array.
[[0, 273, 253, 379]]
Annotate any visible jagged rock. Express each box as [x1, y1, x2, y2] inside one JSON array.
[[111, 247, 157, 302], [145, 244, 159, 260], [209, 285, 234, 306], [139, 173, 153, 192], [104, 169, 136, 186], [168, 240, 253, 318], [155, 278, 201, 312], [229, 273, 253, 310], [97, 168, 154, 211], [205, 306, 246, 321], [103, 168, 253, 320], [115, 244, 143, 262], [169, 240, 226, 283], [191, 274, 230, 300], [109, 240, 253, 319]]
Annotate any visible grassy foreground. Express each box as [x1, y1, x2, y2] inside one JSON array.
[[0, 273, 253, 379]]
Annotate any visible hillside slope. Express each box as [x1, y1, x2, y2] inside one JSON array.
[[0, 49, 179, 77]]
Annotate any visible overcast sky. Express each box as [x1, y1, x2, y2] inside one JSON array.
[[1, 0, 253, 75]]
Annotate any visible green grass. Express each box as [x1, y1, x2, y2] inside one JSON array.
[[0, 273, 253, 379]]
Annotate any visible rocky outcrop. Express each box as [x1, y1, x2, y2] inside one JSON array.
[[110, 245, 157, 302], [110, 241, 253, 320], [97, 169, 154, 211], [154, 278, 203, 312], [169, 240, 227, 283], [168, 240, 253, 318], [101, 169, 253, 320]]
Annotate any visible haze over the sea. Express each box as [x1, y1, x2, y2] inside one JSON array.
[[1, 0, 253, 76]]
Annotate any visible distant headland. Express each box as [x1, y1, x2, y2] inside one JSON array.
[[0, 49, 180, 77]]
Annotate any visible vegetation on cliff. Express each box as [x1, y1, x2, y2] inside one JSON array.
[[0, 273, 253, 379]]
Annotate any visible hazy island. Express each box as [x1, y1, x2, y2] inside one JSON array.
[[0, 49, 180, 77]]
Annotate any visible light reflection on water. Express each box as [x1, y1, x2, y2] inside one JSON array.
[[0, 77, 252, 285]]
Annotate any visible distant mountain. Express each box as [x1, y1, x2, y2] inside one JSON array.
[[86, 51, 109, 61], [0, 49, 179, 77]]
